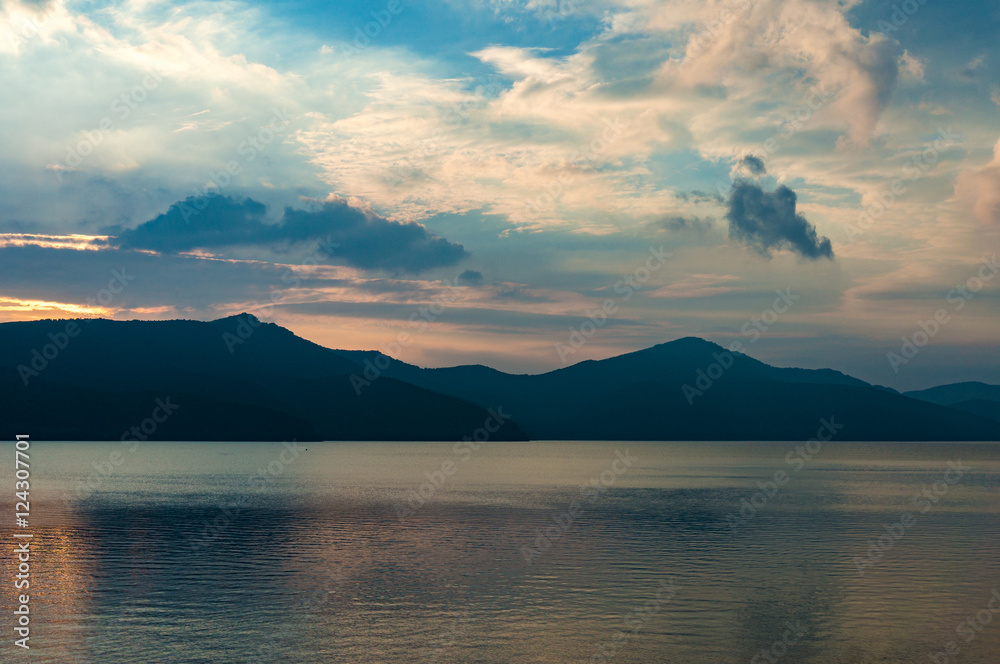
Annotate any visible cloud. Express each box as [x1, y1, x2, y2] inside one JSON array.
[[740, 154, 766, 175], [111, 194, 468, 273], [732, 154, 766, 178], [458, 269, 484, 286], [677, 190, 724, 204], [960, 54, 986, 80], [0, 233, 107, 251], [726, 181, 833, 260], [658, 215, 713, 234], [662, 0, 901, 147], [832, 35, 900, 147], [491, 286, 552, 303], [918, 102, 951, 116], [266, 0, 903, 231], [955, 138, 1000, 224], [646, 273, 741, 299], [899, 51, 925, 81]]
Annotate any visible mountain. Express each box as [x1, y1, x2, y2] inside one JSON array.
[[904, 382, 1000, 424], [334, 338, 1000, 441], [1, 316, 997, 441], [904, 381, 1000, 406], [0, 315, 527, 442], [940, 400, 1000, 424]]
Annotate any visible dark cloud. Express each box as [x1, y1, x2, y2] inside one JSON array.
[[737, 154, 766, 176], [659, 215, 714, 234], [677, 190, 724, 204], [726, 181, 834, 260], [458, 269, 484, 286], [865, 38, 902, 107], [110, 194, 467, 274], [492, 287, 552, 303], [960, 55, 986, 80]]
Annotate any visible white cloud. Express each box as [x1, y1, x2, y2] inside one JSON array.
[[296, 0, 905, 229], [0, 0, 328, 230], [899, 50, 924, 81], [956, 138, 1000, 225]]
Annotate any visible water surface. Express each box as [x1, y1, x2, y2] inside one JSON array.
[[2, 441, 999, 663]]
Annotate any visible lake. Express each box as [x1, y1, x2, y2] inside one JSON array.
[[2, 441, 999, 663]]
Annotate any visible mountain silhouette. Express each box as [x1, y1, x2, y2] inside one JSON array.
[[0, 316, 997, 441], [904, 381, 1000, 424], [0, 315, 526, 442], [335, 337, 1000, 441]]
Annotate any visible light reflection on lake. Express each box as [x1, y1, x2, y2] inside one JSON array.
[[2, 441, 998, 663]]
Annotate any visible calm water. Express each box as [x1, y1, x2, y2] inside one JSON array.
[[2, 441, 999, 663]]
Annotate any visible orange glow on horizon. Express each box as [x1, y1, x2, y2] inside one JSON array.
[[0, 233, 109, 251], [0, 297, 110, 320]]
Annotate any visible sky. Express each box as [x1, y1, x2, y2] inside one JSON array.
[[1, 0, 998, 391]]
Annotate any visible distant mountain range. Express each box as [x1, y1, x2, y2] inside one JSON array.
[[0, 314, 997, 441], [903, 382, 1000, 427]]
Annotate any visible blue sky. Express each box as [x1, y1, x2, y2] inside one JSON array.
[[1, 0, 998, 390]]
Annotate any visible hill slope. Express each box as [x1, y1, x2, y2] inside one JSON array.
[[0, 315, 527, 441], [335, 338, 1000, 441]]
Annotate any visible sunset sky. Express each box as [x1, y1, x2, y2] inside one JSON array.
[[1, 0, 998, 390]]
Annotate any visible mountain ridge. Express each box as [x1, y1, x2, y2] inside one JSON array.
[[332, 337, 997, 441], [0, 315, 527, 442], [1, 315, 996, 441]]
